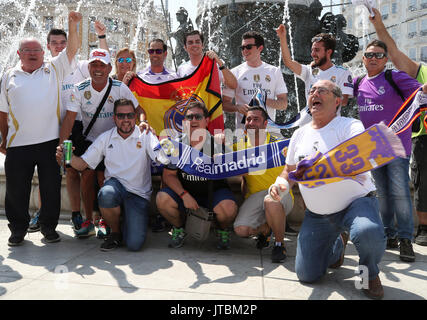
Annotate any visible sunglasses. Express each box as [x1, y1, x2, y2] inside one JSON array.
[[117, 57, 133, 63], [148, 49, 164, 54], [240, 44, 257, 51], [364, 52, 387, 59], [185, 114, 204, 121], [115, 112, 135, 120]]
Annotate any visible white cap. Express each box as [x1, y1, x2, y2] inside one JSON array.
[[88, 49, 111, 65]]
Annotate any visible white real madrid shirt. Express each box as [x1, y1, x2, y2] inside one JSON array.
[[137, 66, 177, 84], [64, 78, 139, 142], [0, 50, 73, 148], [286, 117, 376, 215], [299, 64, 353, 100], [222, 62, 288, 130], [61, 59, 89, 122], [81, 127, 169, 200]]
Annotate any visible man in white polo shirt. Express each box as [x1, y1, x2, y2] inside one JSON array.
[[28, 21, 110, 235], [0, 11, 82, 246], [57, 98, 168, 251], [270, 80, 386, 299], [59, 48, 145, 239]]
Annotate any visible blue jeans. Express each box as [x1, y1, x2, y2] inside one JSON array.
[[295, 195, 385, 282], [371, 157, 414, 240], [98, 178, 150, 251]]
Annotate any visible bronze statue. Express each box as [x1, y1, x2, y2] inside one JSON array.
[[170, 7, 194, 66]]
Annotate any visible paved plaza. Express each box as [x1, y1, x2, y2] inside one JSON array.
[[0, 213, 426, 301]]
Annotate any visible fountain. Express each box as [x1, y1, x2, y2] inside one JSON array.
[[192, 0, 360, 134]]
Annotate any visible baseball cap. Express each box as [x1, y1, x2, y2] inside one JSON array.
[[88, 49, 111, 65]]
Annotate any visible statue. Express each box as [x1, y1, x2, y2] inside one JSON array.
[[289, 0, 323, 64], [170, 7, 194, 66], [321, 12, 359, 65], [219, 1, 246, 68]]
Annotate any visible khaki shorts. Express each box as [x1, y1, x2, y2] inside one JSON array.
[[233, 189, 294, 229]]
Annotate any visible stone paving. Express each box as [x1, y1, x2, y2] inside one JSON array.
[[0, 214, 426, 301]]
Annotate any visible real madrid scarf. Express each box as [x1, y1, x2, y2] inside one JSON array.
[[158, 138, 290, 179], [288, 122, 406, 188]]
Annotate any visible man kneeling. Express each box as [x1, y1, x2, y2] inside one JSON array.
[[57, 99, 168, 251], [271, 80, 386, 299]]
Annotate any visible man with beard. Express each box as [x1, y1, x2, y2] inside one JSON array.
[[57, 99, 168, 251], [232, 106, 294, 263], [59, 49, 145, 239], [276, 25, 353, 108]]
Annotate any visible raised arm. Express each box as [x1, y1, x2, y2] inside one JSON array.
[[276, 24, 302, 76], [369, 8, 419, 78], [94, 21, 109, 52], [66, 11, 82, 64]]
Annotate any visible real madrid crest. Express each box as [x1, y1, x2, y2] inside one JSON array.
[[70, 93, 76, 102], [330, 76, 336, 83], [84, 91, 91, 100], [265, 75, 271, 82], [312, 68, 319, 76], [136, 141, 142, 149], [44, 67, 50, 74], [108, 96, 114, 104]]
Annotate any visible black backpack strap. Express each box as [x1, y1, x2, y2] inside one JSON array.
[[385, 69, 405, 101], [354, 74, 366, 97], [83, 78, 113, 137]]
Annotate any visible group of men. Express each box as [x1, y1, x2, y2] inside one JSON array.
[[1, 8, 427, 300]]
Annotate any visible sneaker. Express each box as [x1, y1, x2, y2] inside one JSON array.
[[28, 211, 41, 233], [216, 229, 231, 250], [256, 232, 271, 250], [386, 237, 399, 249], [168, 227, 187, 248], [8, 233, 25, 247], [285, 223, 298, 236], [329, 231, 349, 269], [271, 243, 287, 263], [100, 233, 122, 252], [151, 214, 168, 233], [415, 225, 427, 246], [399, 238, 415, 262], [43, 231, 61, 243], [74, 219, 95, 238], [71, 212, 83, 231], [96, 219, 111, 239]]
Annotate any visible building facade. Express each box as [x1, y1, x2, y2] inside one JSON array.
[[0, 0, 173, 73], [341, 0, 427, 72]]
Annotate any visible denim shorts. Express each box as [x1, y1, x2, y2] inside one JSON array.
[[159, 187, 236, 213]]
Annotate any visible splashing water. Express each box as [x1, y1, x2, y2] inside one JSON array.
[[282, 0, 302, 112]]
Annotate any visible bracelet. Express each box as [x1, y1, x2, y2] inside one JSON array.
[[179, 190, 188, 198], [219, 65, 226, 70], [98, 35, 106, 39]]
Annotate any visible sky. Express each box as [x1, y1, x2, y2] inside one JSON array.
[[154, 0, 342, 30]]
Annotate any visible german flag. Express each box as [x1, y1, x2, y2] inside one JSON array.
[[128, 55, 224, 137]]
